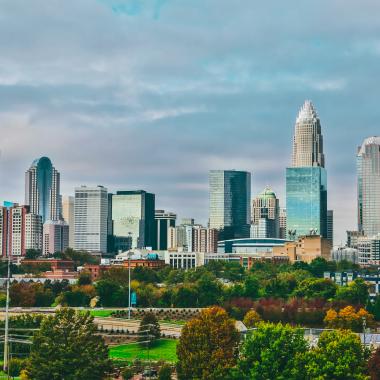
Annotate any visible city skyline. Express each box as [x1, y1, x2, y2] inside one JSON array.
[[2, 1, 380, 244]]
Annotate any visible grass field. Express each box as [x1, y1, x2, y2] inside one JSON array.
[[110, 339, 178, 363], [89, 310, 114, 317]]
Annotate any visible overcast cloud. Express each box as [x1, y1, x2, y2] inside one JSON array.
[[1, 0, 380, 244]]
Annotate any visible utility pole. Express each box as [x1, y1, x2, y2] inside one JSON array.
[[3, 249, 11, 374]]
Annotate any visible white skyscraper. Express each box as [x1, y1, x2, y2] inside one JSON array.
[[74, 186, 108, 253], [292, 100, 325, 168], [357, 137, 380, 237], [25, 157, 60, 223]]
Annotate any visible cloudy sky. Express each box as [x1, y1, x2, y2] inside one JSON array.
[[1, 0, 380, 244]]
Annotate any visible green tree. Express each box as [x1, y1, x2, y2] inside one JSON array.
[[158, 363, 172, 380], [77, 271, 92, 285], [95, 279, 126, 307], [25, 308, 112, 380], [8, 358, 25, 379], [308, 257, 336, 277], [196, 273, 223, 306], [173, 286, 198, 307], [229, 322, 308, 380], [335, 278, 369, 305], [243, 275, 260, 299], [303, 329, 369, 379], [293, 278, 337, 299], [25, 249, 41, 259], [243, 310, 262, 328], [177, 306, 239, 380], [367, 295, 380, 321], [138, 312, 160, 345]]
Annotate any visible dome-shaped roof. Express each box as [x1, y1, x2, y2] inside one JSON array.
[[258, 186, 276, 199], [358, 136, 380, 155]]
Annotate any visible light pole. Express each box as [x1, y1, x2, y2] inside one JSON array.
[[128, 233, 132, 320], [3, 249, 11, 374]]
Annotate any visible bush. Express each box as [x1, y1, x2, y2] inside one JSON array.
[[158, 363, 172, 380], [121, 366, 135, 380]]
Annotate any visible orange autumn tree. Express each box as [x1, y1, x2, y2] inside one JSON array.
[[176, 306, 240, 380], [324, 305, 374, 332]]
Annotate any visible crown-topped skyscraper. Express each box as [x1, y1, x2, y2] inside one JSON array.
[[292, 100, 325, 168], [286, 101, 328, 240]]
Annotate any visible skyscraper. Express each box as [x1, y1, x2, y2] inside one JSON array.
[[110, 190, 155, 250], [74, 185, 108, 253], [61, 195, 74, 248], [292, 100, 325, 168], [286, 101, 327, 239], [279, 208, 287, 239], [154, 210, 176, 250], [251, 187, 280, 238], [357, 137, 380, 237], [0, 204, 42, 258], [25, 157, 60, 223], [327, 210, 334, 246], [43, 220, 69, 255], [209, 170, 251, 240]]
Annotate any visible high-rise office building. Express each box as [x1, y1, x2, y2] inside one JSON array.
[[61, 195, 74, 248], [193, 227, 218, 253], [251, 187, 280, 238], [357, 137, 380, 237], [110, 190, 155, 251], [154, 210, 176, 250], [25, 157, 60, 223], [74, 186, 108, 253], [327, 210, 334, 246], [286, 101, 327, 239], [279, 208, 287, 239], [0, 204, 42, 258], [292, 100, 325, 168], [43, 220, 69, 255], [209, 170, 251, 240]]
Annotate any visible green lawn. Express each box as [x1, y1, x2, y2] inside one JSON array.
[[89, 310, 114, 317], [110, 339, 178, 363]]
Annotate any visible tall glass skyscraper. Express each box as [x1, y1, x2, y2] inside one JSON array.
[[25, 157, 60, 223], [110, 190, 155, 250], [286, 101, 327, 239], [209, 170, 251, 240], [357, 137, 380, 236]]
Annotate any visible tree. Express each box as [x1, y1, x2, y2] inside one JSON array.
[[173, 286, 198, 307], [324, 306, 374, 332], [243, 275, 260, 299], [158, 363, 172, 380], [177, 306, 239, 380], [293, 278, 337, 299], [95, 279, 126, 307], [308, 257, 336, 277], [138, 312, 160, 345], [367, 295, 380, 321], [243, 310, 262, 328], [25, 249, 41, 260], [25, 308, 112, 380], [8, 358, 25, 379], [335, 278, 369, 305], [304, 329, 369, 379], [196, 273, 223, 306], [77, 271, 92, 285], [10, 282, 36, 307], [229, 322, 308, 380], [368, 346, 380, 380]]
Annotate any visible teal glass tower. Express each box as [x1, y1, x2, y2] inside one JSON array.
[[286, 167, 327, 238], [286, 101, 327, 239]]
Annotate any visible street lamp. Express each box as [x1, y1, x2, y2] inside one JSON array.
[[127, 249, 133, 320]]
